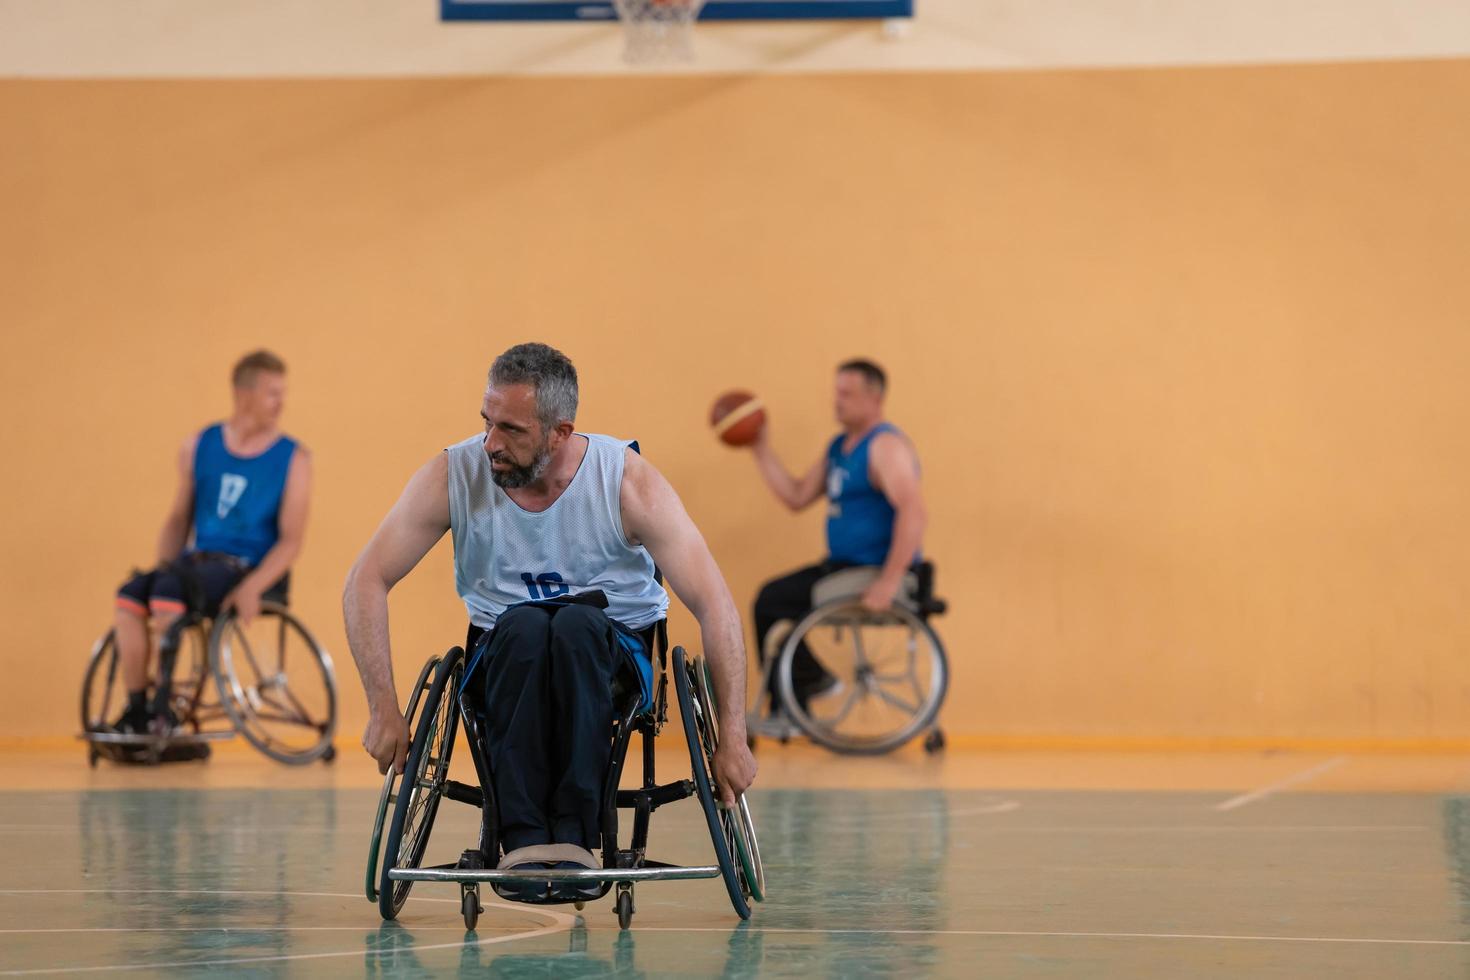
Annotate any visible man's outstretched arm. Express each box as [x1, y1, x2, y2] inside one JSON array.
[[343, 453, 451, 774], [622, 449, 757, 804], [749, 425, 826, 512]]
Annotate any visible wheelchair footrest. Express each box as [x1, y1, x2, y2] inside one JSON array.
[[442, 779, 484, 807], [614, 780, 694, 810], [80, 730, 234, 746], [388, 864, 720, 884]]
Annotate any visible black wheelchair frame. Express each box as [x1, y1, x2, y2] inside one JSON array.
[[366, 618, 764, 931]]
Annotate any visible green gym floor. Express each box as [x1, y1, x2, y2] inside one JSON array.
[[2, 744, 1470, 977]]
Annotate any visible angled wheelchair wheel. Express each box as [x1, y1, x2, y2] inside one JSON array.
[[695, 659, 766, 902], [365, 654, 443, 903], [80, 625, 213, 740], [776, 600, 948, 755], [379, 646, 463, 921], [211, 602, 337, 764], [673, 648, 754, 919], [80, 629, 125, 738]]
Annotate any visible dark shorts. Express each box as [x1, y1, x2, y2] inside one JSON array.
[[116, 553, 251, 618]]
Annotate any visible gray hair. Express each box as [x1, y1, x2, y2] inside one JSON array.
[[488, 342, 579, 433]]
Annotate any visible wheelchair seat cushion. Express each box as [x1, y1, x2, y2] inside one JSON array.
[[810, 565, 920, 609]]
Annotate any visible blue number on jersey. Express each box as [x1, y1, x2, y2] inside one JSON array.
[[520, 571, 570, 600]]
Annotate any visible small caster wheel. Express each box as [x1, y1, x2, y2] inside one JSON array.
[[779, 734, 790, 746], [322, 745, 336, 763], [462, 888, 481, 930], [923, 728, 946, 754], [615, 884, 634, 930], [574, 900, 586, 911], [88, 747, 99, 769]]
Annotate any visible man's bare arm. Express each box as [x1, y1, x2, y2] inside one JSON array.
[[622, 449, 756, 803], [750, 427, 826, 512], [156, 435, 197, 563], [223, 448, 313, 623], [863, 432, 928, 610], [342, 453, 451, 773]]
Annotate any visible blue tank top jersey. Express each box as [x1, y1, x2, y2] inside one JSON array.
[[191, 423, 297, 566], [825, 422, 916, 567]]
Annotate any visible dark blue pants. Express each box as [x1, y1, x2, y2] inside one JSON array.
[[473, 603, 621, 853]]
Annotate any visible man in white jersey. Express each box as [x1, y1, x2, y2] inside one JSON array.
[[344, 343, 756, 886]]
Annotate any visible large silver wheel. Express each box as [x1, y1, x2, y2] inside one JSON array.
[[776, 599, 948, 755], [211, 601, 337, 764]]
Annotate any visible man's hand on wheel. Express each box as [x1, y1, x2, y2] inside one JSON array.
[[712, 739, 758, 806], [363, 707, 410, 775], [220, 580, 265, 627]]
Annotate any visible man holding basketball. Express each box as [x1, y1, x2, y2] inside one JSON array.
[[345, 343, 756, 886], [741, 359, 927, 720]]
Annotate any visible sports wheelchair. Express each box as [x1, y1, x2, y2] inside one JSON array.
[[365, 619, 764, 931], [80, 572, 338, 766], [749, 561, 949, 755]]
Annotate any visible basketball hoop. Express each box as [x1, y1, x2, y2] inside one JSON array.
[[612, 0, 707, 65]]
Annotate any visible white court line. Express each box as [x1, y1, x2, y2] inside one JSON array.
[[636, 926, 1470, 947], [1214, 756, 1347, 811], [0, 889, 575, 977]]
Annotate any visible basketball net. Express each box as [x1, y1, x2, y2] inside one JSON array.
[[612, 0, 707, 65]]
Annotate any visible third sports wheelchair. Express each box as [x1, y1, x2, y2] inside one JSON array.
[[749, 561, 949, 755], [365, 617, 764, 931], [80, 569, 338, 766]]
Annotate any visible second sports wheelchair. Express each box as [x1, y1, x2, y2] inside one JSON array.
[[749, 561, 950, 755], [80, 572, 338, 766], [365, 619, 764, 931]]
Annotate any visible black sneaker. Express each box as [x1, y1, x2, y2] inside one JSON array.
[[147, 707, 180, 736], [548, 860, 602, 902], [108, 706, 152, 736]]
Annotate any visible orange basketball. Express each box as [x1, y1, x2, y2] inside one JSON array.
[[709, 391, 766, 447]]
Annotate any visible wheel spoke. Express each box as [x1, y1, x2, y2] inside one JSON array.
[[822, 685, 863, 727], [274, 681, 321, 729], [850, 624, 871, 671], [230, 622, 271, 688], [873, 684, 919, 715]]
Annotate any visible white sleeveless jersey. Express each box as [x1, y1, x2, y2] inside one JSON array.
[[445, 432, 669, 631]]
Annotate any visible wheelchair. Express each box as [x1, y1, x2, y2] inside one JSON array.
[[80, 573, 339, 766], [749, 561, 950, 755], [364, 619, 765, 931]]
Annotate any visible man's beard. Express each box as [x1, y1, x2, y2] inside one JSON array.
[[490, 443, 552, 489]]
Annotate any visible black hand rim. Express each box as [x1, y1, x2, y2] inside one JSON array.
[[695, 658, 764, 901], [673, 648, 751, 920], [378, 647, 463, 920], [365, 654, 442, 902]]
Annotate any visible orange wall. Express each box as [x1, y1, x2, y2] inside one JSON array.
[[3, 62, 1470, 743]]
